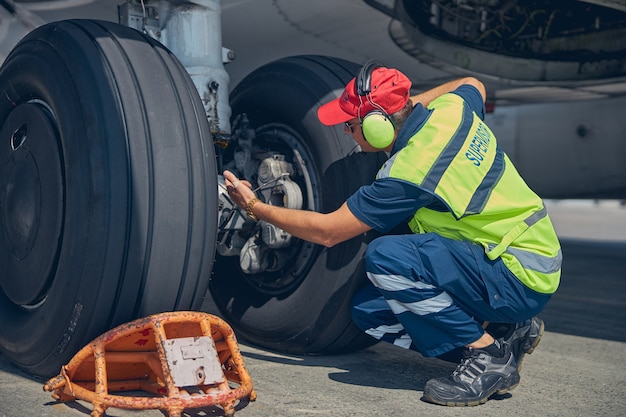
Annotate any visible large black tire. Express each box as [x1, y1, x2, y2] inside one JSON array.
[[0, 20, 217, 377], [210, 56, 385, 354]]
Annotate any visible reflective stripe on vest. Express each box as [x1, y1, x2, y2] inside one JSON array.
[[486, 206, 547, 259], [486, 206, 562, 275]]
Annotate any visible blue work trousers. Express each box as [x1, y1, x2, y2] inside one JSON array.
[[351, 233, 551, 358]]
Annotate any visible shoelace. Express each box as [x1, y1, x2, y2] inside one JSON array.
[[453, 349, 484, 381]]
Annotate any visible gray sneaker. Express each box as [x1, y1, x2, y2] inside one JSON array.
[[422, 339, 520, 406], [505, 317, 544, 371]]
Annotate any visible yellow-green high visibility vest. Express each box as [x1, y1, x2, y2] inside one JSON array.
[[377, 93, 561, 294]]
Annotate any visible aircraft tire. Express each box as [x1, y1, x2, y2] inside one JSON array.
[[0, 20, 217, 377], [210, 55, 383, 355]]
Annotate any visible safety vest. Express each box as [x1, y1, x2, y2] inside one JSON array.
[[377, 93, 561, 294]]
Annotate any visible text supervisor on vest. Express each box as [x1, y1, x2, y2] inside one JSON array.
[[224, 62, 561, 407]]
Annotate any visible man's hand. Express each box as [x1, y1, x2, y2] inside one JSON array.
[[224, 170, 256, 210]]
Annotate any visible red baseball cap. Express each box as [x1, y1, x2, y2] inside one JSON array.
[[317, 67, 412, 126]]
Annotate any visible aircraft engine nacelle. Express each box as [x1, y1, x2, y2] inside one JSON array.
[[383, 0, 626, 83]]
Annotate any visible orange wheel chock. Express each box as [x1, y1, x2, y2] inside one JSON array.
[[43, 311, 256, 417]]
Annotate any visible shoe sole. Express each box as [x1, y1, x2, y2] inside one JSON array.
[[423, 372, 521, 407]]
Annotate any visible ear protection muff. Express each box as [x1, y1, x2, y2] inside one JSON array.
[[356, 61, 396, 149]]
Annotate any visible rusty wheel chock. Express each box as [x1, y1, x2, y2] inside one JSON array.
[[43, 311, 256, 417]]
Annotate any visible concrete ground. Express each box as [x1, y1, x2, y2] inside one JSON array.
[[1, 200, 625, 417]]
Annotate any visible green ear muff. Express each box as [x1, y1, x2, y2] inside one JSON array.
[[361, 111, 395, 149], [356, 61, 396, 149]]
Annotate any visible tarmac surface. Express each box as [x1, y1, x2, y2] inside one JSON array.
[[1, 200, 625, 417]]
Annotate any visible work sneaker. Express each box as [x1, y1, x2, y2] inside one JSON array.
[[486, 317, 544, 372], [503, 317, 544, 372], [422, 339, 520, 406]]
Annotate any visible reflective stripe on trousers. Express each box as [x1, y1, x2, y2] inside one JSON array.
[[351, 233, 551, 357]]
